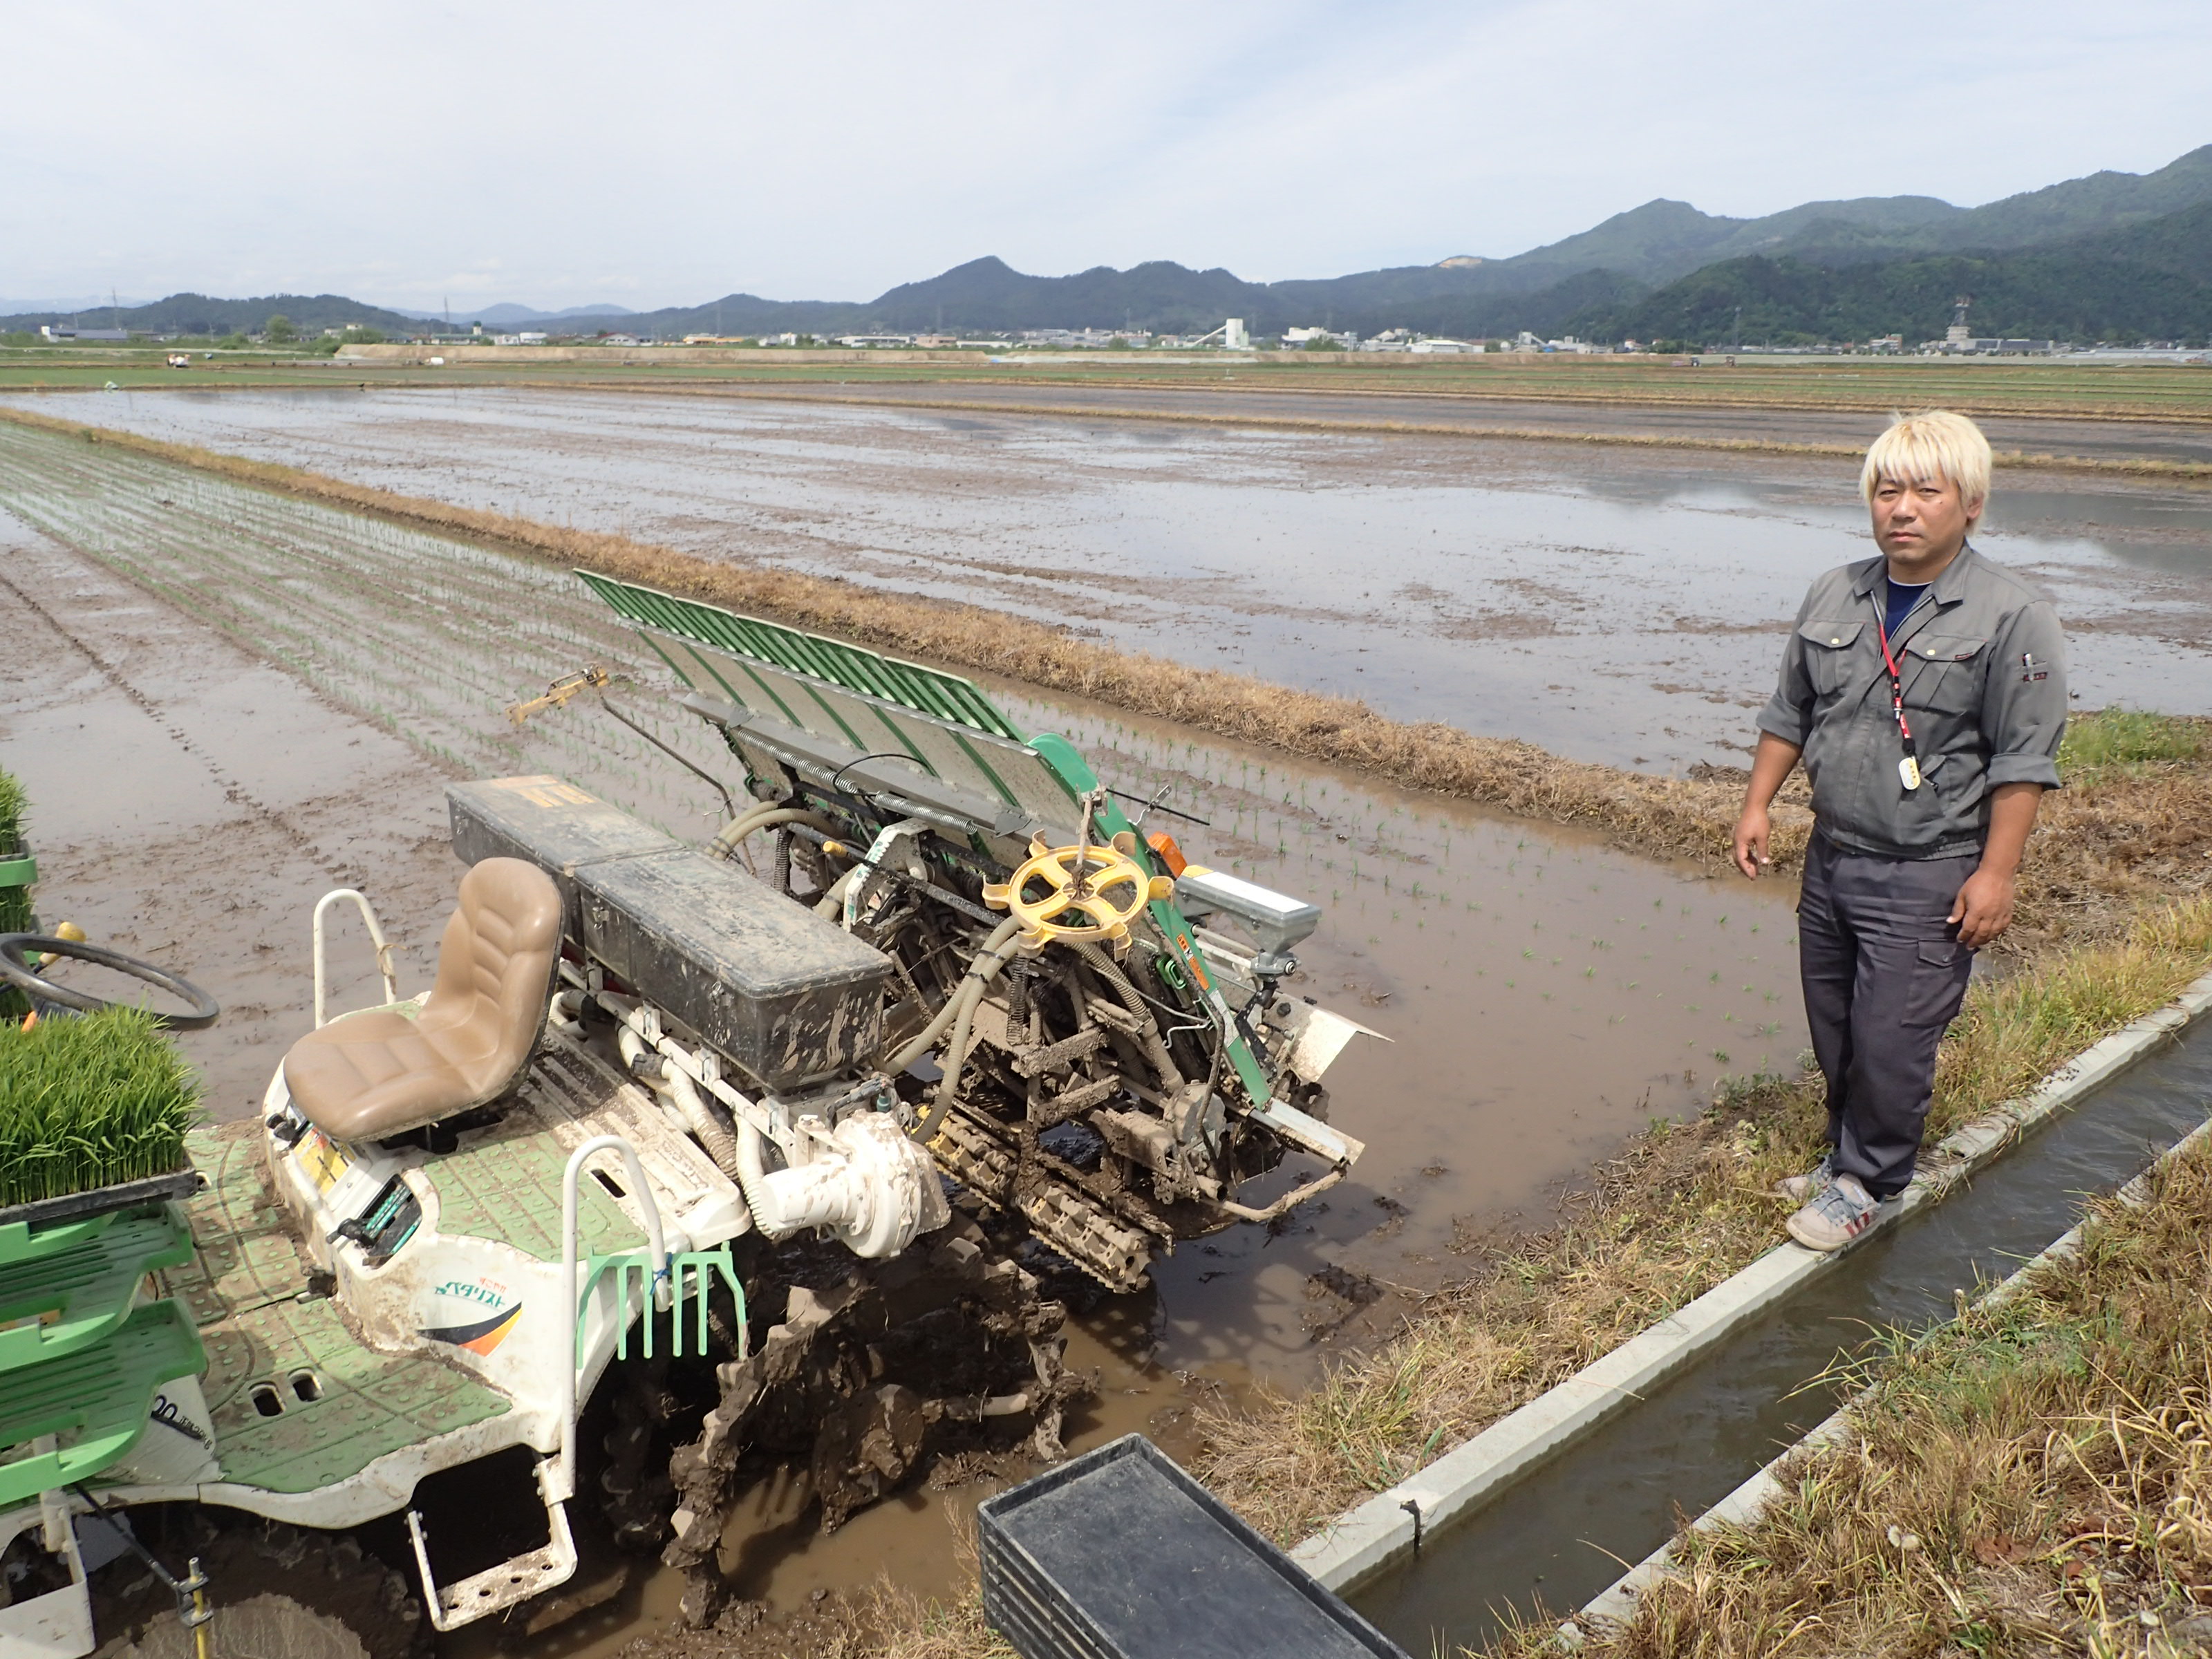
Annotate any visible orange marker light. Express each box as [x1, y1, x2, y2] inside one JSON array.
[[1146, 832, 1188, 877]]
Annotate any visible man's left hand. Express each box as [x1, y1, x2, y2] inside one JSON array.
[[1948, 867, 2016, 949]]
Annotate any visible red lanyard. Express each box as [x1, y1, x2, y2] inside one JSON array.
[[1873, 601, 1920, 766]]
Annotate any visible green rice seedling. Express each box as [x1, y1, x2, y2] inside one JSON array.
[[0, 768, 32, 1020], [0, 1007, 202, 1206]]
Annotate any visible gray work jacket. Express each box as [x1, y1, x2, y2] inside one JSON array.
[[1756, 544, 2066, 860]]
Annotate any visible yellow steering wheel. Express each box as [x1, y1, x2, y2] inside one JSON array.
[[982, 833, 1174, 955]]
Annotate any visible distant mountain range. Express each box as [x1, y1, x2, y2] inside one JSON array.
[[382, 301, 639, 325], [8, 144, 2209, 346], [0, 294, 639, 337]]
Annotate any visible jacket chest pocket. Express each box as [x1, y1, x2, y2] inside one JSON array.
[[1797, 619, 1864, 697], [1904, 633, 1988, 716]]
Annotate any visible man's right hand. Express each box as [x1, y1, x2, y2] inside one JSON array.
[[1731, 733, 1803, 880], [1732, 805, 1772, 879]]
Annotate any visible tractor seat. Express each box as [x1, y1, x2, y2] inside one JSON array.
[[283, 858, 562, 1143]]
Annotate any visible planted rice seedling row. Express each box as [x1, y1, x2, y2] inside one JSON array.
[[0, 424, 732, 836]]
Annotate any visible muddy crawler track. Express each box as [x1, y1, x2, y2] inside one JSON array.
[[659, 1215, 1085, 1627]]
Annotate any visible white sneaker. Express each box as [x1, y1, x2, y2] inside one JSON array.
[[1787, 1173, 1882, 1252], [1772, 1154, 1835, 1204]]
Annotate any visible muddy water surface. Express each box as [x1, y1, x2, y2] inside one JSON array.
[[22, 385, 2212, 771], [0, 418, 1804, 1634]]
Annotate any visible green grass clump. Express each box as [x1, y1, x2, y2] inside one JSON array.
[[2059, 706, 2211, 786], [0, 1009, 200, 1206]]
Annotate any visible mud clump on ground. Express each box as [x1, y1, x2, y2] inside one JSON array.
[[661, 1217, 1085, 1629]]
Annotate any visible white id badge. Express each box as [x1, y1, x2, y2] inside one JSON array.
[[1899, 756, 1922, 791]]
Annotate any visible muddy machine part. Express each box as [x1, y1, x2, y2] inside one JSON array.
[[0, 578, 1377, 1655], [564, 567, 1374, 1297]]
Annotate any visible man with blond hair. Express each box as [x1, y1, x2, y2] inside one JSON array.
[[1733, 410, 2066, 1250]]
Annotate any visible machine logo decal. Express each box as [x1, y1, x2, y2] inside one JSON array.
[[422, 1277, 523, 1354]]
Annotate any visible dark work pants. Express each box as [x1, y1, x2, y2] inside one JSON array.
[[1797, 835, 1979, 1199]]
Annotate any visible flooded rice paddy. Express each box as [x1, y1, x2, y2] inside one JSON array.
[[0, 414, 1806, 1353], [20, 384, 2212, 772], [0, 413, 1814, 1631]]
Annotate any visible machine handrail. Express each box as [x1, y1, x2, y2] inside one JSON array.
[[310, 888, 398, 1027], [554, 1136, 668, 1501]]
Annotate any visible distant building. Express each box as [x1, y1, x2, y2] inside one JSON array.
[[1409, 337, 1474, 354], [838, 334, 913, 348], [1924, 337, 2060, 355], [492, 332, 549, 346], [39, 324, 129, 341]]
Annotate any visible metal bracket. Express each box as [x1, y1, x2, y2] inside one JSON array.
[[0, 1491, 94, 1659], [310, 889, 398, 1028], [406, 1461, 579, 1631]]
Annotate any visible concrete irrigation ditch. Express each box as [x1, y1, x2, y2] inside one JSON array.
[[1291, 966, 2212, 1596]]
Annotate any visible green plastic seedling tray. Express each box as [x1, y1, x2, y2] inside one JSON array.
[[0, 1171, 201, 1268], [0, 1297, 205, 1508], [0, 1203, 195, 1374]]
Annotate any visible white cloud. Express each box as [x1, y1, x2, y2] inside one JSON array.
[[3, 0, 2206, 308]]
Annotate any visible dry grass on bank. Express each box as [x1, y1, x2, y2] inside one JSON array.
[[1194, 888, 2212, 1550], [1545, 1136, 2212, 1658]]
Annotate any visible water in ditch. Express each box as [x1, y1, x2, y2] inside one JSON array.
[[1351, 1017, 2212, 1655]]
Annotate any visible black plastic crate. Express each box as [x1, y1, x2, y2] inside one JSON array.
[[978, 1434, 1409, 1659]]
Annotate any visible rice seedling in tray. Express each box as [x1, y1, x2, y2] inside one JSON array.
[[0, 767, 32, 1023], [0, 1008, 201, 1209]]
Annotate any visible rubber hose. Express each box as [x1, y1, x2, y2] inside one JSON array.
[[734, 1118, 791, 1240], [814, 867, 859, 918], [705, 804, 780, 859], [897, 919, 1027, 1143], [664, 1065, 742, 1178], [618, 1027, 742, 1177], [885, 917, 1023, 1075], [709, 807, 838, 862], [1071, 940, 1186, 1090]]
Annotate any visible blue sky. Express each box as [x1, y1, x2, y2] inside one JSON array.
[[7, 0, 2209, 311]]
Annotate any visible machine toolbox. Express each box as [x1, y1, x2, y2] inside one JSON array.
[[574, 849, 893, 1092], [447, 776, 681, 938]]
